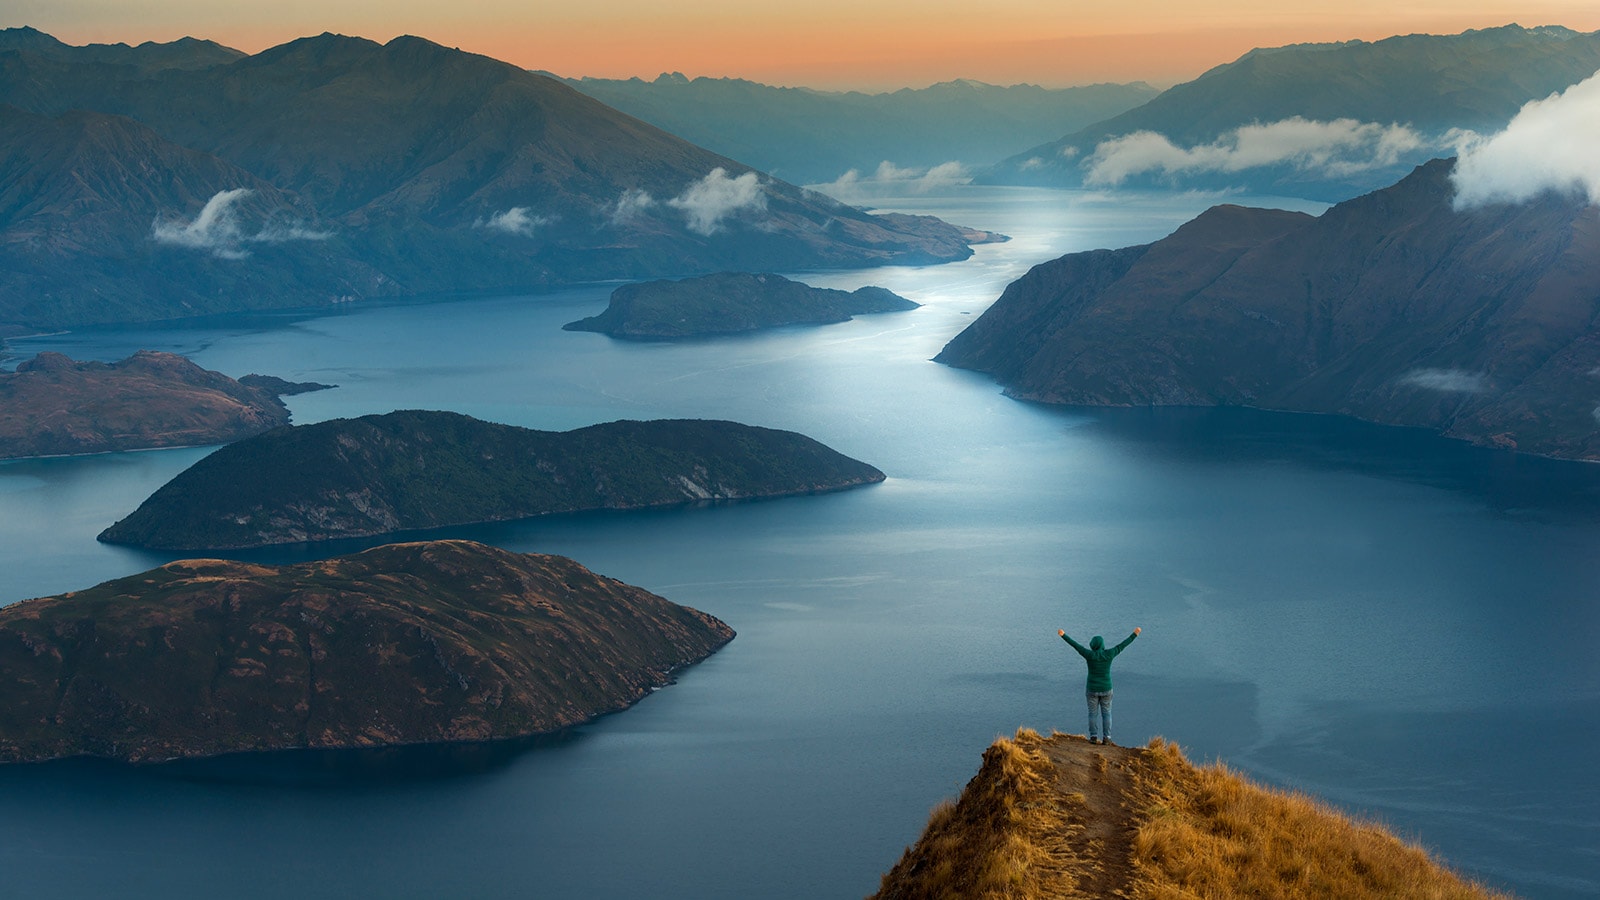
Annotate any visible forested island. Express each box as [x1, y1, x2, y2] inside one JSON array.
[[100, 411, 886, 549]]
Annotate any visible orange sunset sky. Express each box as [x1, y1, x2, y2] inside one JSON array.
[[11, 1, 1600, 89]]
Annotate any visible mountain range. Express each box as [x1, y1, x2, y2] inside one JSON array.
[[983, 24, 1600, 200], [565, 74, 1157, 186], [939, 158, 1600, 461], [0, 27, 984, 335]]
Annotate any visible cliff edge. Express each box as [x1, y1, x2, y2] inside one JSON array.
[[872, 729, 1508, 899]]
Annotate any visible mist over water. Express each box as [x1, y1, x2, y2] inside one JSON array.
[[1, 186, 1596, 900]]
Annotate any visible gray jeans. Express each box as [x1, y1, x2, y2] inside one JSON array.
[[1086, 690, 1112, 740]]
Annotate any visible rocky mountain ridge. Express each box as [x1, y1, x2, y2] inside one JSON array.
[[0, 28, 985, 334]]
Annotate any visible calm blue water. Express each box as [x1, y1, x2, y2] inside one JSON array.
[[1, 186, 1596, 899]]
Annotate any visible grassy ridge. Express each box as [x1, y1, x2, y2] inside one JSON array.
[[873, 729, 1508, 899]]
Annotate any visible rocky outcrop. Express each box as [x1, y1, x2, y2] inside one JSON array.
[[99, 411, 886, 549], [0, 350, 331, 458], [0, 540, 734, 763]]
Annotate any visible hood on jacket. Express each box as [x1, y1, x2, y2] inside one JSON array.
[[1090, 635, 1105, 651]]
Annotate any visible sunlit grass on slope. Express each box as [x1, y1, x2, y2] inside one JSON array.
[[873, 728, 1510, 899]]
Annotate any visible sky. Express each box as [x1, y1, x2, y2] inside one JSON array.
[[8, 1, 1600, 89]]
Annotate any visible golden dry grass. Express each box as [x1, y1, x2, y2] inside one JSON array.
[[871, 728, 1083, 899], [1129, 738, 1511, 900], [872, 731, 1512, 900]]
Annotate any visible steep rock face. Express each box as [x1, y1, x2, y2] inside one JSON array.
[[0, 31, 985, 332], [0, 540, 734, 763], [0, 350, 330, 458], [100, 411, 887, 549], [563, 271, 918, 339], [939, 159, 1600, 460]]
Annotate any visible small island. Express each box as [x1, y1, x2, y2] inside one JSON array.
[[0, 350, 332, 459], [0, 540, 734, 764], [562, 271, 918, 339], [99, 411, 886, 550]]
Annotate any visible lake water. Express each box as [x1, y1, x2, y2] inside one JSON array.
[[2, 186, 1597, 899]]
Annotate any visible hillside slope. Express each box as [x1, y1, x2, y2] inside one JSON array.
[[0, 540, 733, 764], [0, 29, 983, 333], [939, 159, 1600, 461], [0, 350, 328, 458], [873, 729, 1506, 899]]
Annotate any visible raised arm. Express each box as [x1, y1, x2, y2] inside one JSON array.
[[1058, 629, 1091, 658], [1108, 627, 1141, 657]]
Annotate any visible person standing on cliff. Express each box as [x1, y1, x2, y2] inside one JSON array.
[[1058, 627, 1140, 745]]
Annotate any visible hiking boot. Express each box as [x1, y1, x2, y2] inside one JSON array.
[[1102, 738, 1115, 747], [1088, 737, 1100, 744]]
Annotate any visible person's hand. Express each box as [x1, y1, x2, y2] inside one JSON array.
[[1057, 629, 1065, 636], [1134, 627, 1142, 635]]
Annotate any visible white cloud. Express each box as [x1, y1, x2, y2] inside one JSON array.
[[919, 161, 970, 191], [1020, 156, 1046, 170], [253, 222, 334, 243], [152, 188, 251, 258], [815, 160, 972, 202], [1399, 368, 1490, 393], [477, 206, 550, 237], [1451, 67, 1600, 209], [610, 188, 656, 226], [1083, 117, 1429, 186], [152, 189, 331, 258], [667, 168, 766, 235]]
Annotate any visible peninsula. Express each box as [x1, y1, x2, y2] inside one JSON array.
[[563, 272, 918, 339], [0, 540, 733, 764], [939, 158, 1600, 461], [0, 350, 330, 458], [99, 411, 886, 549]]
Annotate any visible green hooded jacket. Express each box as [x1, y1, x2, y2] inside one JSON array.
[[1061, 631, 1137, 693]]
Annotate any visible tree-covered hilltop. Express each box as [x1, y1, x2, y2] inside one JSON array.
[[100, 411, 886, 549], [0, 540, 734, 764]]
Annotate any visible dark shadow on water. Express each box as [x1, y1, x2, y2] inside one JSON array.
[[8, 728, 592, 791], [1063, 405, 1600, 523]]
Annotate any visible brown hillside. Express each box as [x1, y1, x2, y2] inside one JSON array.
[[872, 729, 1509, 900], [0, 540, 733, 763]]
